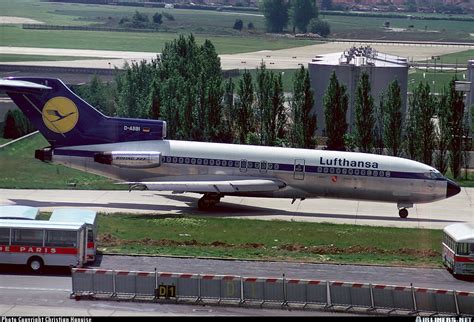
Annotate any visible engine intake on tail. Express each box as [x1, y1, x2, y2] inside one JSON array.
[[94, 151, 162, 169]]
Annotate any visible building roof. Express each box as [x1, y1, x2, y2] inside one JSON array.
[[49, 208, 97, 226], [443, 223, 474, 243], [0, 205, 39, 220], [309, 46, 408, 68]]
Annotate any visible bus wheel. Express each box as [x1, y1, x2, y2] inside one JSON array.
[[399, 208, 409, 218], [27, 257, 44, 272]]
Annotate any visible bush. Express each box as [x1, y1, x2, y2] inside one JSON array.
[[308, 18, 331, 37], [233, 19, 243, 31], [3, 109, 35, 139], [153, 13, 163, 25], [162, 11, 175, 21], [248, 22, 254, 30]]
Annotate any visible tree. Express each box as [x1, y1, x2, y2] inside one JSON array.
[[222, 77, 236, 143], [153, 12, 163, 25], [415, 82, 436, 165], [3, 110, 20, 139], [3, 109, 34, 139], [75, 75, 115, 115], [323, 72, 348, 151], [404, 101, 419, 160], [290, 66, 317, 149], [290, 0, 318, 33], [115, 59, 159, 119], [382, 80, 403, 157], [236, 70, 255, 144], [267, 73, 287, 146], [233, 19, 243, 31], [261, 0, 289, 32], [256, 62, 272, 144], [308, 18, 331, 37], [373, 95, 385, 155], [131, 10, 149, 28], [434, 92, 450, 174], [447, 77, 465, 179], [354, 72, 374, 153]]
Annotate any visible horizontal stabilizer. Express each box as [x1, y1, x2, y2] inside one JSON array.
[[0, 79, 51, 93], [123, 179, 287, 194]]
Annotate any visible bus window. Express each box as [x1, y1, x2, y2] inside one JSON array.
[[0, 228, 9, 244], [45, 230, 77, 247], [457, 243, 469, 255], [12, 229, 43, 246], [87, 228, 94, 243]]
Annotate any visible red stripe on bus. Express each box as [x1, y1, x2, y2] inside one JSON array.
[[0, 245, 78, 255], [454, 256, 474, 263], [87, 242, 95, 249], [308, 281, 321, 285]]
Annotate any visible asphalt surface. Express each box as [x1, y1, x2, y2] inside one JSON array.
[[1, 188, 472, 229], [95, 254, 474, 292]]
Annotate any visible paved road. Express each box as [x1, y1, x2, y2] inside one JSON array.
[[1, 188, 472, 229], [96, 254, 474, 292], [0, 41, 471, 70]]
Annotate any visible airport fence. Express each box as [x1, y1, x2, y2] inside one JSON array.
[[70, 268, 474, 315]]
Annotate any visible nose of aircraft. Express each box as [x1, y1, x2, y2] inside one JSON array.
[[446, 179, 461, 199]]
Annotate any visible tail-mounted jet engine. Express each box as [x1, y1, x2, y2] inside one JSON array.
[[94, 151, 162, 169]]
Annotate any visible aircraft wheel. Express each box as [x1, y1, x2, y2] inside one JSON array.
[[399, 208, 409, 218], [198, 198, 211, 211]]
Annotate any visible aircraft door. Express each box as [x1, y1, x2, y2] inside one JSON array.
[[294, 159, 305, 180], [240, 159, 247, 173]]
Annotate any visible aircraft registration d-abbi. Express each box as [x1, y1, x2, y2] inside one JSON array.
[[0, 77, 461, 218]]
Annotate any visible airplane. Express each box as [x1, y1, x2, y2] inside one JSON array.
[[0, 77, 461, 218]]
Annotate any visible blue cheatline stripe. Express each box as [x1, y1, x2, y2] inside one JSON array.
[[53, 150, 442, 181]]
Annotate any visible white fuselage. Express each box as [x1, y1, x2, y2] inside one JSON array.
[[49, 139, 449, 205]]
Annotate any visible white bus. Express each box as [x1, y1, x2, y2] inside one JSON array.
[[0, 219, 87, 272], [0, 205, 39, 220], [442, 223, 474, 275], [49, 209, 98, 263]]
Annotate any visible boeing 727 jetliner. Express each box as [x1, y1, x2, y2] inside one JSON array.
[[0, 77, 461, 218]]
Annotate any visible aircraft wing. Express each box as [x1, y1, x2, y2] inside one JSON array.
[[126, 178, 287, 194]]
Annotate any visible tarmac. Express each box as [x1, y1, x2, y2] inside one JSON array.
[[1, 187, 472, 229]]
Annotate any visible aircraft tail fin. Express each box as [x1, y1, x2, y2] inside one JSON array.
[[0, 77, 166, 147]]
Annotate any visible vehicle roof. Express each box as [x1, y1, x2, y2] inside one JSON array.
[[0, 205, 39, 220], [0, 219, 85, 230], [49, 208, 97, 225], [443, 223, 474, 243]]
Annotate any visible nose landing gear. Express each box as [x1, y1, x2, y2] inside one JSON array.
[[397, 203, 413, 218]]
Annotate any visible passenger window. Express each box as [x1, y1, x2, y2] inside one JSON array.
[[0, 228, 10, 244], [12, 229, 43, 246]]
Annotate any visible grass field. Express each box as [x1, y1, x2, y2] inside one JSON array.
[[0, 25, 314, 54], [0, 133, 120, 189], [88, 213, 443, 267]]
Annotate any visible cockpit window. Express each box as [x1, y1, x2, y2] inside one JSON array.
[[426, 170, 444, 179]]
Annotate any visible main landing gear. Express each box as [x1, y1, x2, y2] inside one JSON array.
[[198, 193, 222, 211], [397, 203, 413, 219]]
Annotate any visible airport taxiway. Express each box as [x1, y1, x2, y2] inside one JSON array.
[[0, 188, 472, 229]]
